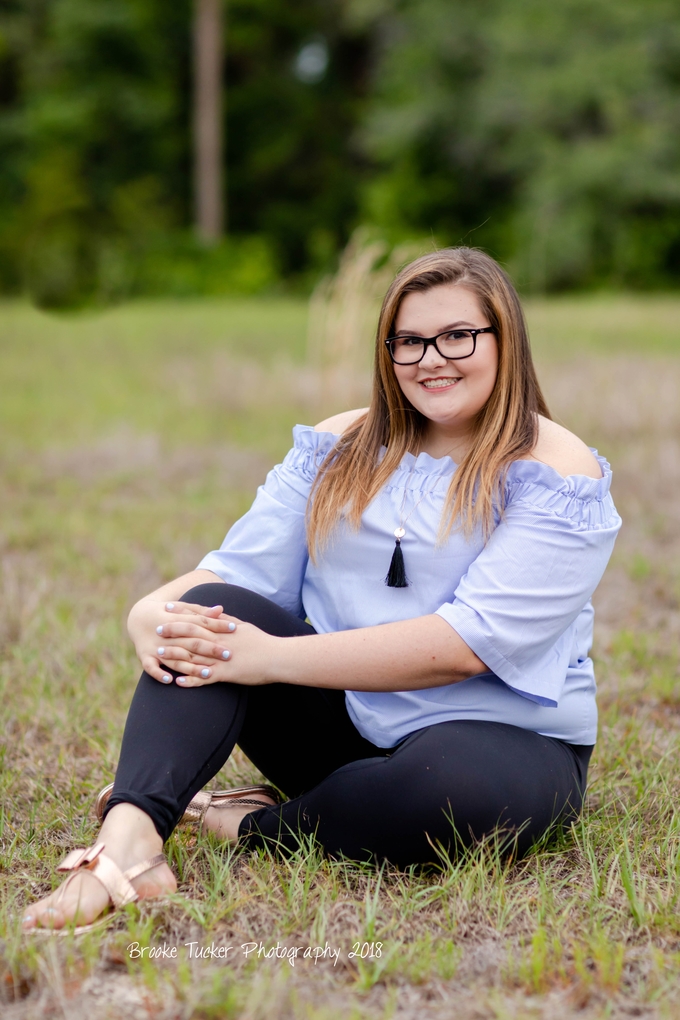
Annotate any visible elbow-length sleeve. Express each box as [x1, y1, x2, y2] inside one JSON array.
[[197, 426, 335, 618], [435, 456, 622, 708]]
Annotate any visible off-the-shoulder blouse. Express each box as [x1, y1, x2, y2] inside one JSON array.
[[198, 425, 622, 747]]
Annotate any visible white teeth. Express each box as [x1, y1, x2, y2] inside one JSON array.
[[421, 378, 459, 389]]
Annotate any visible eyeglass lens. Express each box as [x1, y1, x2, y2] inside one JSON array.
[[389, 330, 476, 364]]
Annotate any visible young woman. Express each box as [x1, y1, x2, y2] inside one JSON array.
[[23, 247, 621, 933]]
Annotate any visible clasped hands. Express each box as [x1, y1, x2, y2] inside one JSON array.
[[128, 599, 281, 688]]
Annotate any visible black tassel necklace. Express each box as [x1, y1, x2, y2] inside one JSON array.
[[385, 525, 409, 587], [385, 465, 441, 588]]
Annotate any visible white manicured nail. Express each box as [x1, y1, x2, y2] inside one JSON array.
[[227, 622, 236, 632], [177, 677, 187, 684], [157, 646, 165, 655], [165, 602, 175, 611], [162, 674, 172, 684], [156, 625, 163, 635], [222, 650, 231, 660], [201, 668, 211, 678]]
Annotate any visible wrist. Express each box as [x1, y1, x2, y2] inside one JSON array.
[[269, 634, 303, 685]]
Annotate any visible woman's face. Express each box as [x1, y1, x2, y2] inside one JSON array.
[[391, 284, 499, 444]]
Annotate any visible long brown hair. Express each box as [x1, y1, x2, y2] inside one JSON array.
[[307, 246, 550, 556]]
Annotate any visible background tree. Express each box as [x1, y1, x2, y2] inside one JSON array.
[[194, 0, 224, 241]]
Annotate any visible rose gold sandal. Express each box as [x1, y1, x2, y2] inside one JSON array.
[[27, 842, 166, 937], [95, 782, 281, 826], [182, 785, 281, 829]]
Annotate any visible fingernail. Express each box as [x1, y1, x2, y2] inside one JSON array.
[[22, 915, 33, 925], [211, 605, 222, 610], [177, 677, 187, 684], [157, 646, 165, 655], [227, 622, 236, 632], [222, 650, 231, 660], [156, 625, 163, 635], [201, 668, 211, 678], [166, 602, 175, 611], [162, 674, 172, 684]]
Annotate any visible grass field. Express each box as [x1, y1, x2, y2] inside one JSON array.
[[1, 294, 680, 1019]]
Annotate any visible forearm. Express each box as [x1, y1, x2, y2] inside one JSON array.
[[272, 614, 487, 692]]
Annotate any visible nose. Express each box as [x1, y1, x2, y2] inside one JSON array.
[[419, 341, 448, 370]]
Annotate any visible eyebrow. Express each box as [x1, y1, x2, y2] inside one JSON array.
[[392, 321, 479, 337]]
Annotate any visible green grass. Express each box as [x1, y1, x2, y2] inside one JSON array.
[[526, 293, 680, 357], [1, 295, 680, 1018]]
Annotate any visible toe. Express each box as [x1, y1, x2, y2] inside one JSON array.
[[30, 905, 65, 930], [42, 907, 65, 929]]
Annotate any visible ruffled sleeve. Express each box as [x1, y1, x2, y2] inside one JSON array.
[[435, 454, 622, 707], [197, 426, 336, 618]]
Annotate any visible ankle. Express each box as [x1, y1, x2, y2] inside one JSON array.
[[99, 803, 163, 862]]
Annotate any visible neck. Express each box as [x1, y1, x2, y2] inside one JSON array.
[[417, 420, 475, 462]]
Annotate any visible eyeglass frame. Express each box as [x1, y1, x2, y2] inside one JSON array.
[[384, 326, 496, 365]]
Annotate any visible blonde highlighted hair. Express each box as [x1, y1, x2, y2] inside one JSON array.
[[307, 246, 550, 556]]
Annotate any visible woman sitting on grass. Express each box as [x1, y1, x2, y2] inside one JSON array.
[[23, 247, 621, 934]]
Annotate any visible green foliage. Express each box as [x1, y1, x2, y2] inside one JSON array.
[[0, 0, 195, 305], [0, 0, 369, 306], [356, 0, 680, 290], [225, 0, 369, 273], [2, 0, 680, 303]]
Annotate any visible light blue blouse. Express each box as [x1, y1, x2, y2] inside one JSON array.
[[198, 425, 622, 747]]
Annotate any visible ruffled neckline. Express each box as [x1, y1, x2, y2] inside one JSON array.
[[292, 424, 613, 501]]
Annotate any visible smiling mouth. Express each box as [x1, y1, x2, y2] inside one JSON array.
[[420, 377, 461, 389]]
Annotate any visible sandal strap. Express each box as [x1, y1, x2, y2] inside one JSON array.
[[90, 854, 137, 909], [214, 797, 273, 808], [57, 844, 164, 910], [182, 791, 211, 825], [58, 843, 107, 872], [95, 783, 115, 824], [181, 786, 277, 826], [124, 853, 166, 883]]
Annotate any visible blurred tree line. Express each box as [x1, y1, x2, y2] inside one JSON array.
[[1, 0, 680, 306]]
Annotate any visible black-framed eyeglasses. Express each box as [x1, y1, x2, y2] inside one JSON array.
[[385, 327, 495, 365]]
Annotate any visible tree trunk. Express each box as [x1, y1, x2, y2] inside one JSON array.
[[193, 0, 224, 242]]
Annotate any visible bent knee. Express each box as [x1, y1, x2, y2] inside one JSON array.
[[180, 581, 245, 607]]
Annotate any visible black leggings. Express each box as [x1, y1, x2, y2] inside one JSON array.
[[105, 583, 593, 869]]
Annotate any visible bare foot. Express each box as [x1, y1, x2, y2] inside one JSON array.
[[22, 803, 176, 932], [203, 793, 278, 843]]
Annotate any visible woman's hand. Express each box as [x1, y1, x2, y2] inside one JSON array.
[[154, 609, 281, 687], [127, 599, 240, 685]]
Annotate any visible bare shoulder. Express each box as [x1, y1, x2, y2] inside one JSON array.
[[523, 415, 602, 479], [314, 408, 369, 434]]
